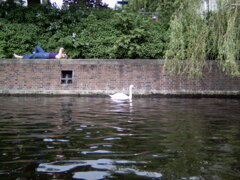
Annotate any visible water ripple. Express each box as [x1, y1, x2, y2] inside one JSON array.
[[0, 97, 239, 179]]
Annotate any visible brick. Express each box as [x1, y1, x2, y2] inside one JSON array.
[[0, 59, 239, 96]]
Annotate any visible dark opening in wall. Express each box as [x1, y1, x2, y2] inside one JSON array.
[[61, 70, 73, 84]]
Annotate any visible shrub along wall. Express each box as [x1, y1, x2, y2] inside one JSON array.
[[0, 4, 168, 59], [0, 59, 239, 97]]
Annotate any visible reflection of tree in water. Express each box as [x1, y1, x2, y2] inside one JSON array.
[[161, 117, 204, 178], [61, 102, 73, 123], [57, 101, 73, 131], [150, 99, 240, 179]]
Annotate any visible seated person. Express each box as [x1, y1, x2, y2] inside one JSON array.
[[14, 45, 67, 59]]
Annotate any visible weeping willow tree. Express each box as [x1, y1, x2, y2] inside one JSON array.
[[164, 0, 208, 77], [214, 0, 240, 76], [164, 0, 240, 77]]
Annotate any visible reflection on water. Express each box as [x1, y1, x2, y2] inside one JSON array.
[[36, 159, 161, 179], [0, 96, 240, 180]]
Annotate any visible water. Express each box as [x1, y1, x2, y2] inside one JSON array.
[[0, 96, 239, 180]]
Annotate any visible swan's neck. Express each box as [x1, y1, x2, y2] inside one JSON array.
[[129, 87, 133, 100]]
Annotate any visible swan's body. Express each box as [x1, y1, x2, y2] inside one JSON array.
[[110, 93, 129, 100], [110, 85, 134, 100]]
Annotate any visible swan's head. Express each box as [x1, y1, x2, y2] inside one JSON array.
[[129, 85, 134, 89]]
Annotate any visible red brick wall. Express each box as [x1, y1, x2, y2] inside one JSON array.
[[0, 59, 239, 96]]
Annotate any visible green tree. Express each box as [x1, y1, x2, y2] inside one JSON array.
[[164, 0, 240, 77], [126, 0, 181, 13]]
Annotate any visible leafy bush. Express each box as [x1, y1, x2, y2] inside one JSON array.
[[0, 23, 40, 58], [0, 2, 168, 59]]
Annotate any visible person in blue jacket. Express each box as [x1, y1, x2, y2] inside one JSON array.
[[14, 45, 67, 59]]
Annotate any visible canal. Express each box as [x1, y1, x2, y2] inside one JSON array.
[[0, 96, 239, 179]]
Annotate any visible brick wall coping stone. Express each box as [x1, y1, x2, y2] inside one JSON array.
[[0, 59, 165, 65]]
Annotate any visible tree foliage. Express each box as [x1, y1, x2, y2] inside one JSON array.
[[0, 0, 168, 59], [74, 0, 107, 8], [214, 1, 240, 76], [164, 0, 208, 77], [164, 0, 240, 77]]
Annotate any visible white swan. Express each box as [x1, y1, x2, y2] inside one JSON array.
[[109, 85, 134, 100]]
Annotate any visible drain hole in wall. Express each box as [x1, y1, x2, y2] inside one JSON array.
[[61, 70, 72, 84]]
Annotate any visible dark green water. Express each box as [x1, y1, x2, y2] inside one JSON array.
[[0, 97, 239, 180]]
